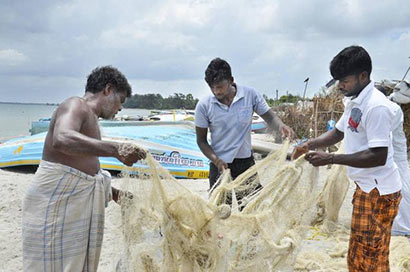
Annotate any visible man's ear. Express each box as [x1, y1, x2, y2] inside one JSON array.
[[359, 71, 369, 84], [230, 77, 234, 84], [103, 84, 114, 96]]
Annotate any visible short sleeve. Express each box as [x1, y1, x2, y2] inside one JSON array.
[[253, 90, 270, 116], [365, 106, 393, 148], [335, 111, 347, 132], [194, 100, 209, 128]]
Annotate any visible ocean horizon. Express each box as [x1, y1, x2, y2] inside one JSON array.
[[0, 103, 151, 141]]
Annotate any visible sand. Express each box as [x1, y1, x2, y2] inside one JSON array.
[[1, 165, 409, 271]]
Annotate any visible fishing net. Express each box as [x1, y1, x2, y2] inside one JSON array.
[[311, 143, 349, 228], [113, 140, 410, 271], [115, 140, 324, 271]]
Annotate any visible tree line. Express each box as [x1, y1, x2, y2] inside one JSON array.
[[123, 93, 198, 109], [263, 94, 303, 106], [123, 92, 305, 109]]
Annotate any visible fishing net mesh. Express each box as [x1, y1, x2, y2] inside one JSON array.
[[114, 140, 410, 271]]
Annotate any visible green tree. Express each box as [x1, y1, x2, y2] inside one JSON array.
[[123, 93, 199, 110]]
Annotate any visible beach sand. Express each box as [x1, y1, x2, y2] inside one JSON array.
[[1, 165, 409, 271]]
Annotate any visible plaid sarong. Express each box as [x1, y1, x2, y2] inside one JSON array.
[[348, 186, 401, 272], [23, 160, 112, 272]]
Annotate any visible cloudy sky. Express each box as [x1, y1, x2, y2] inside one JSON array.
[[1, 0, 409, 103]]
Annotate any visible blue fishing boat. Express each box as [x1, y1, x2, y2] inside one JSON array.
[[30, 111, 266, 135], [0, 122, 209, 179]]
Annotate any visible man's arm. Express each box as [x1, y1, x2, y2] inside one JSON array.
[[259, 109, 295, 139], [195, 126, 227, 172], [306, 128, 344, 150], [305, 147, 388, 168], [291, 128, 344, 160], [52, 99, 120, 157], [52, 99, 145, 165]]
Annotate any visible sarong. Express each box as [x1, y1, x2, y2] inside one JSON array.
[[23, 160, 112, 272], [391, 159, 410, 236], [348, 187, 401, 272]]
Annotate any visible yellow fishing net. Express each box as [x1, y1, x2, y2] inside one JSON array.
[[115, 140, 410, 271]]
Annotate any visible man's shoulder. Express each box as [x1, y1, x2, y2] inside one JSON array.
[[56, 97, 91, 117], [59, 96, 87, 109], [365, 88, 392, 111], [60, 96, 84, 106], [197, 94, 214, 106], [236, 85, 261, 99], [237, 84, 256, 93]]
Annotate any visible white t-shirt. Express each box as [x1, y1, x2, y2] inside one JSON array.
[[335, 82, 401, 195], [195, 84, 270, 163]]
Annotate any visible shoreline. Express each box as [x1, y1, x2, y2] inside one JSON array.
[[0, 101, 59, 106]]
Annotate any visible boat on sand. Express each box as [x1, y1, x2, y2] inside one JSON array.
[[0, 122, 209, 179]]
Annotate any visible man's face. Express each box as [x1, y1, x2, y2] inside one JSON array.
[[102, 90, 126, 119], [337, 74, 365, 97], [210, 79, 232, 101]]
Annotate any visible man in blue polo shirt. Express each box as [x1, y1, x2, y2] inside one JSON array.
[[195, 57, 295, 195]]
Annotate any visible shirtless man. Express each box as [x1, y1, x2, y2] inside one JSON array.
[[23, 66, 146, 272], [42, 66, 146, 199]]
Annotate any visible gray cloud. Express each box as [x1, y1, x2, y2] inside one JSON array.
[[1, 0, 409, 103]]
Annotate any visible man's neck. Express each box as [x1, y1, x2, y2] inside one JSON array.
[[219, 84, 237, 106], [82, 92, 100, 117], [351, 79, 371, 100]]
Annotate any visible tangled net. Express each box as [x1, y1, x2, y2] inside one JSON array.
[[115, 141, 325, 271], [114, 140, 410, 271]]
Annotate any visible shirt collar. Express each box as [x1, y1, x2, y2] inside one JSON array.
[[343, 81, 374, 106], [211, 84, 244, 105]]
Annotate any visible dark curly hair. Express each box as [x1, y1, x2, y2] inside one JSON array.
[[204, 58, 233, 87], [330, 46, 372, 80], [85, 66, 132, 97]]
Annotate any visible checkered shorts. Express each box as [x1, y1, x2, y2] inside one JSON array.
[[348, 186, 401, 272]]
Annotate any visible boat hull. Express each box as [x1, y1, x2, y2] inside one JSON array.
[[1, 123, 209, 179]]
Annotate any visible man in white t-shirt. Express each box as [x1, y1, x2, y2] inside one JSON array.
[[302, 46, 402, 271], [195, 58, 295, 206]]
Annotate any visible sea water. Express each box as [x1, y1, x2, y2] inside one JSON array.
[[0, 102, 150, 141]]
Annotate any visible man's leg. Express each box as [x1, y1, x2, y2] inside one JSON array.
[[348, 187, 401, 272], [209, 162, 220, 191], [229, 157, 261, 208], [230, 156, 256, 180]]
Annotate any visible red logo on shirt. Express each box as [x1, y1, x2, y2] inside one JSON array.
[[348, 108, 362, 133]]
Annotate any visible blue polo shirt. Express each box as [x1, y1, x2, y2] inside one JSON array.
[[195, 84, 270, 163]]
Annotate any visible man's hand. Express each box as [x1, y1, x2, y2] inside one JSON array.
[[291, 145, 309, 160], [117, 143, 147, 166], [214, 157, 228, 174], [279, 124, 296, 140], [112, 187, 134, 204], [305, 151, 334, 167]]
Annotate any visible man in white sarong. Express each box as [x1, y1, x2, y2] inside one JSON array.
[[23, 66, 146, 271], [377, 85, 410, 236], [386, 98, 410, 236]]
